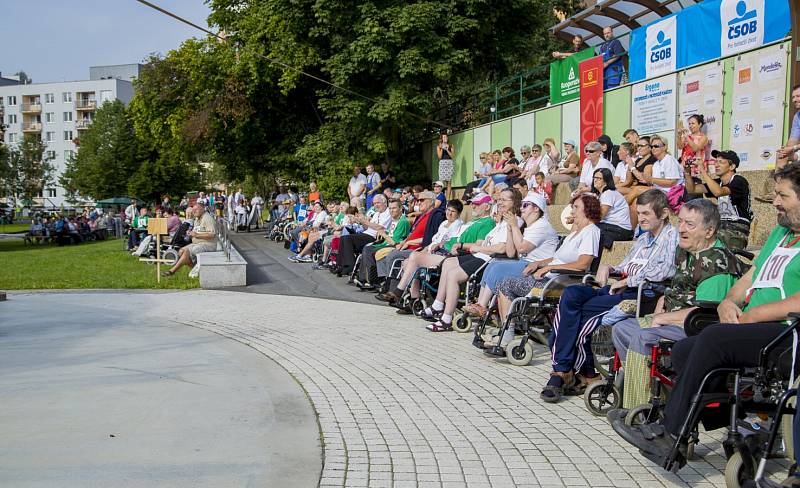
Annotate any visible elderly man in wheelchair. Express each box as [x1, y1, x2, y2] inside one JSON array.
[[610, 163, 800, 486]]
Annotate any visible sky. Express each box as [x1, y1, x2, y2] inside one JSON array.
[[1, 1, 213, 83]]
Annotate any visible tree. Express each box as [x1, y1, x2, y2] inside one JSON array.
[[14, 71, 32, 84], [0, 136, 54, 204], [60, 100, 145, 200]]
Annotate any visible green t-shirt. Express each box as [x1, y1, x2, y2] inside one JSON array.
[[133, 215, 149, 230], [443, 217, 496, 252], [372, 218, 410, 250], [745, 226, 800, 312], [334, 212, 345, 225]]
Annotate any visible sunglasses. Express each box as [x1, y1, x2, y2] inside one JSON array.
[[521, 201, 535, 209], [651, 144, 664, 148], [585, 149, 597, 153]]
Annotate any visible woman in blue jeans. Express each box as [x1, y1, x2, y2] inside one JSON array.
[[463, 192, 558, 320]]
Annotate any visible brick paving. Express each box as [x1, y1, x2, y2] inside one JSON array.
[[157, 290, 768, 488]]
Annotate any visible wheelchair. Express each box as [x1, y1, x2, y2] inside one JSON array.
[[658, 312, 800, 487], [470, 247, 605, 367], [142, 221, 191, 266]]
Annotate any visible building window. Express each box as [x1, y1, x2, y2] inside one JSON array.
[[45, 150, 56, 160], [9, 133, 18, 143], [45, 93, 55, 104], [47, 188, 57, 198], [45, 112, 54, 123], [46, 131, 55, 142], [100, 90, 113, 104], [62, 92, 72, 103], [64, 149, 74, 160], [7, 114, 17, 124], [63, 111, 73, 122], [63, 130, 73, 141], [7, 96, 17, 106]]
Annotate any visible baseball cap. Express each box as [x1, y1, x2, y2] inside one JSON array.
[[563, 139, 577, 147], [417, 191, 436, 201], [470, 193, 492, 205], [710, 149, 740, 167], [523, 192, 547, 213]]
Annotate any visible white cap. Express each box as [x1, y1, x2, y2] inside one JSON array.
[[523, 192, 547, 214]]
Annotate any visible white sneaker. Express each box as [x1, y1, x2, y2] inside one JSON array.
[[288, 254, 299, 261], [297, 255, 313, 263]]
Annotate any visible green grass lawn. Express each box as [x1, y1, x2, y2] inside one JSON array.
[[0, 238, 200, 290], [0, 223, 30, 234]]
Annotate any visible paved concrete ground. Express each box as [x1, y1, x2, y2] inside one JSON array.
[[228, 230, 379, 305], [3, 289, 788, 487], [0, 292, 321, 488]]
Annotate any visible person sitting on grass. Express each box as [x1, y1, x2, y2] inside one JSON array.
[[163, 204, 218, 277]]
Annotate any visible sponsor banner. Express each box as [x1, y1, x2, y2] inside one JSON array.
[[678, 63, 724, 158], [579, 56, 604, 159], [631, 74, 677, 135], [729, 43, 788, 169], [628, 0, 790, 83], [549, 47, 594, 104]]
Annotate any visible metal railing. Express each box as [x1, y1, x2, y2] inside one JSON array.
[[76, 99, 96, 109], [216, 216, 232, 262], [21, 103, 42, 113], [75, 119, 93, 129]]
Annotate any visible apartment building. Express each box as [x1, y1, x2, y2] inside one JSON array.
[[0, 77, 134, 208]]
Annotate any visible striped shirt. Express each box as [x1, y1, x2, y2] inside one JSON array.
[[611, 223, 678, 287]]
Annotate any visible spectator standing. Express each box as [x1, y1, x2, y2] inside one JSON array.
[[365, 164, 382, 210], [678, 114, 709, 166], [436, 134, 456, 199], [377, 162, 396, 194], [124, 199, 137, 224], [598, 26, 625, 89], [348, 166, 368, 209], [684, 149, 752, 251], [552, 34, 588, 59]]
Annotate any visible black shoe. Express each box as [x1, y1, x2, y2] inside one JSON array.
[[396, 307, 412, 315], [359, 283, 375, 291], [376, 291, 400, 303]]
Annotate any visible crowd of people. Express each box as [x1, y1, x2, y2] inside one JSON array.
[[24, 207, 114, 245], [260, 111, 800, 483]]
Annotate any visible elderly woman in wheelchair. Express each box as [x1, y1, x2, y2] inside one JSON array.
[[482, 194, 602, 370], [611, 163, 800, 486], [421, 188, 523, 331]]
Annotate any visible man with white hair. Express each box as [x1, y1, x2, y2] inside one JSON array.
[[573, 141, 613, 194]]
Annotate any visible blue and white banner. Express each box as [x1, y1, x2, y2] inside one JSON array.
[[628, 0, 790, 82]]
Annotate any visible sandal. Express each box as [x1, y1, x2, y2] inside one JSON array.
[[540, 371, 574, 403], [426, 320, 453, 332], [420, 307, 442, 322], [463, 303, 488, 317]]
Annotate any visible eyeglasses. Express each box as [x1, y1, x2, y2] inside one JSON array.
[[651, 144, 664, 148], [585, 149, 597, 153]]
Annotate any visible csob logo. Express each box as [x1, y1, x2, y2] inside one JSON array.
[[649, 31, 672, 63], [727, 1, 757, 40]]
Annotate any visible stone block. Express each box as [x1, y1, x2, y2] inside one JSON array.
[[197, 245, 247, 288]]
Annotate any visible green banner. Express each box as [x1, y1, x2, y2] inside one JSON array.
[[549, 47, 594, 104]]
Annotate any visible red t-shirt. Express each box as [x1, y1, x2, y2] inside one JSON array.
[[405, 211, 432, 250]]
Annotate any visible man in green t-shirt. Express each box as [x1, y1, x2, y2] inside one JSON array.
[[355, 199, 410, 288], [611, 162, 800, 473]]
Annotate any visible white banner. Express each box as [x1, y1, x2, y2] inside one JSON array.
[[644, 16, 678, 80], [729, 43, 788, 170], [631, 74, 678, 135], [720, 0, 764, 57], [678, 62, 724, 158]]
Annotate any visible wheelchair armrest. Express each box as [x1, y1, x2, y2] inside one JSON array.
[[490, 253, 516, 260], [683, 306, 720, 337], [694, 300, 720, 310], [758, 315, 800, 369], [548, 268, 587, 278]]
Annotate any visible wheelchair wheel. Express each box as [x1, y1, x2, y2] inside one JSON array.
[[624, 404, 660, 426], [162, 248, 179, 266], [590, 325, 615, 378], [506, 338, 534, 366], [583, 381, 621, 416], [724, 451, 755, 488], [453, 312, 472, 333], [782, 378, 800, 463], [411, 299, 424, 317]]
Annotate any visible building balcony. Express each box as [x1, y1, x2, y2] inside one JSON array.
[[21, 103, 42, 114], [76, 119, 93, 130], [22, 123, 42, 133], [76, 99, 96, 110]]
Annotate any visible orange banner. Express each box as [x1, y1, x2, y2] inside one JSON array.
[[579, 56, 604, 160]]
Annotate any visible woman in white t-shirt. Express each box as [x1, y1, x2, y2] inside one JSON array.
[[491, 194, 601, 348], [463, 192, 559, 319], [646, 135, 683, 192], [421, 189, 522, 331], [592, 168, 633, 249]]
